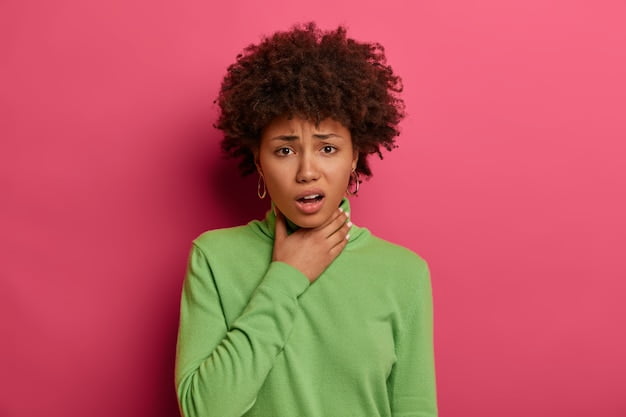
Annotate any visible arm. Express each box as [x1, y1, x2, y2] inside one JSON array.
[[388, 260, 438, 417], [175, 243, 309, 417], [175, 207, 350, 417]]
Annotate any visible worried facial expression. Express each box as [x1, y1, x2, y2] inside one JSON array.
[[256, 116, 358, 229]]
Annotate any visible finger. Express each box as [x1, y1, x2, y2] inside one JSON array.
[[322, 210, 350, 238], [317, 207, 347, 233], [313, 207, 346, 232], [328, 233, 349, 257], [327, 221, 351, 247], [274, 207, 287, 243]]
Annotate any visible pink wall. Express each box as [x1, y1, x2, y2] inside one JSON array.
[[2, 0, 625, 416]]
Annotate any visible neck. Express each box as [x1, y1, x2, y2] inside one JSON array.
[[267, 198, 351, 236]]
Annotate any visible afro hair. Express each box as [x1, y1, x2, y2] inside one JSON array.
[[215, 22, 405, 179]]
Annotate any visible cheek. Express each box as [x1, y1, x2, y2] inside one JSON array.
[[260, 165, 290, 200], [259, 155, 281, 180], [331, 162, 353, 184], [264, 161, 289, 179]]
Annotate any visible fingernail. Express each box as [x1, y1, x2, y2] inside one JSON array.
[[345, 233, 350, 240], [347, 221, 353, 228], [345, 211, 350, 218], [338, 207, 344, 213]]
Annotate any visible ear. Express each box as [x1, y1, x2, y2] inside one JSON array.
[[351, 149, 359, 171], [253, 148, 263, 176]]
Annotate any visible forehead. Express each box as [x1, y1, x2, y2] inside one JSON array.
[[262, 115, 350, 136]]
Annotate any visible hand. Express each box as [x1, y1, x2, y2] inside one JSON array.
[[272, 207, 351, 282]]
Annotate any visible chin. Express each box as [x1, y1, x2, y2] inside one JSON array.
[[284, 197, 345, 229], [289, 216, 323, 229], [285, 211, 327, 229]]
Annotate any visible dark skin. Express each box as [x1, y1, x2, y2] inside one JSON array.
[[272, 206, 351, 282], [254, 116, 355, 283]]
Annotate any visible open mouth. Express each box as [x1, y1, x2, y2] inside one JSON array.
[[297, 194, 324, 203], [294, 192, 325, 214]]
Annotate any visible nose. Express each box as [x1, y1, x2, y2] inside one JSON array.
[[296, 152, 320, 183]]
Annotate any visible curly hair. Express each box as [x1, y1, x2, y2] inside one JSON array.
[[215, 22, 405, 179]]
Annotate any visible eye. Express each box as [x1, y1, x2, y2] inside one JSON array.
[[276, 147, 294, 156], [321, 145, 337, 154]]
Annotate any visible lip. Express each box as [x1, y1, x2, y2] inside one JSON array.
[[294, 189, 326, 215], [294, 189, 325, 201]]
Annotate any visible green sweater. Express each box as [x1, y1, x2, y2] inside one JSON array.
[[175, 199, 437, 417]]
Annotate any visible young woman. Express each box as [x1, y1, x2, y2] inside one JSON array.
[[175, 23, 437, 417]]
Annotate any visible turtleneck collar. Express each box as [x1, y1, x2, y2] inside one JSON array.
[[250, 197, 365, 244]]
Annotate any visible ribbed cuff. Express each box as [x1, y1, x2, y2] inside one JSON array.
[[260, 261, 310, 298]]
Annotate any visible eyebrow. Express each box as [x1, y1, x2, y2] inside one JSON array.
[[270, 133, 343, 141]]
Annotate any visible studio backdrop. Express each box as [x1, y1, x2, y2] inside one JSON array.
[[2, 0, 625, 416]]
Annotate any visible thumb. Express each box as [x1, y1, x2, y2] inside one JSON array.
[[274, 207, 287, 243]]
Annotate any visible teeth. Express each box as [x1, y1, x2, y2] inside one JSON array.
[[302, 194, 320, 200]]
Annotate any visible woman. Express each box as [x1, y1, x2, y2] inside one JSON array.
[[175, 23, 437, 417]]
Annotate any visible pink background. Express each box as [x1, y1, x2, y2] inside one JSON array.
[[2, 0, 625, 416]]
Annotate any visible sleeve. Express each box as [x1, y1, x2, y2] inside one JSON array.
[[388, 259, 438, 417], [175, 243, 310, 417]]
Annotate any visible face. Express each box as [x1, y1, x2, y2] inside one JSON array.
[[256, 115, 358, 229]]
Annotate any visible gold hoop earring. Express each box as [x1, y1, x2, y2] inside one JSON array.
[[257, 175, 267, 199], [347, 170, 360, 196]]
